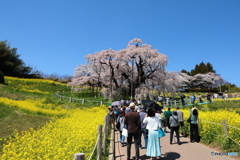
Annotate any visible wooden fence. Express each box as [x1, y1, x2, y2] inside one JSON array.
[[55, 93, 110, 105], [73, 114, 114, 160]]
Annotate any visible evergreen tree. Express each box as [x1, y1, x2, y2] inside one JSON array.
[[181, 62, 216, 76], [180, 69, 188, 74], [0, 70, 4, 84], [206, 62, 216, 73], [0, 40, 41, 78]]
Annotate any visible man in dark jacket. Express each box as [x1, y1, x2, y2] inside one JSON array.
[[124, 103, 140, 160]]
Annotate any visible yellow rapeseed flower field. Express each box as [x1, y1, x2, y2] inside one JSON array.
[[1, 106, 107, 160], [5, 76, 66, 86], [181, 109, 240, 151], [0, 97, 69, 117]]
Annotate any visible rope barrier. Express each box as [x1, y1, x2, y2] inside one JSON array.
[[228, 136, 240, 146], [200, 119, 240, 130], [88, 136, 99, 160], [200, 119, 224, 126], [88, 115, 110, 160], [200, 119, 240, 146], [225, 124, 240, 130]]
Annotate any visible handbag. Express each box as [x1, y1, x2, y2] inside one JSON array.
[[187, 116, 191, 123], [116, 121, 120, 130], [158, 128, 165, 138], [122, 128, 128, 137]]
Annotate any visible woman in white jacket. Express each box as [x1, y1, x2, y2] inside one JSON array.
[[143, 108, 162, 160]]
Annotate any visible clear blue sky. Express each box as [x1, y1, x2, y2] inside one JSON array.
[[1, 0, 240, 86]]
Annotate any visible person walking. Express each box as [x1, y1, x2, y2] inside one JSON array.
[[180, 94, 186, 106], [108, 106, 115, 130], [206, 92, 212, 103], [143, 108, 162, 160], [190, 94, 196, 104], [159, 106, 166, 132], [198, 94, 203, 103], [190, 107, 200, 143], [158, 95, 163, 105], [176, 106, 186, 137], [124, 103, 140, 160], [169, 111, 181, 145], [116, 111, 126, 147], [165, 107, 172, 132], [138, 108, 148, 149]]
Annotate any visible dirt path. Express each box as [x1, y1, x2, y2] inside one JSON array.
[[114, 131, 238, 160]]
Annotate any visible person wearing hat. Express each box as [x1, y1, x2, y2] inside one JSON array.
[[124, 103, 140, 160], [108, 106, 115, 130]]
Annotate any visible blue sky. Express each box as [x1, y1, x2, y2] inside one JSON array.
[[1, 0, 240, 86]]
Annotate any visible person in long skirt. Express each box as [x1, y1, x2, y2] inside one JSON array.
[[143, 108, 162, 159]]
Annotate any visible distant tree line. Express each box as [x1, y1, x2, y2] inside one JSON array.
[[180, 62, 239, 92], [0, 40, 73, 84], [181, 62, 215, 76], [0, 40, 41, 79]]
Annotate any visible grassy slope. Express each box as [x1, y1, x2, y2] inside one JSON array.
[[0, 78, 71, 152]]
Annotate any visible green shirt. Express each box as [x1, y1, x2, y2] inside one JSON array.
[[165, 111, 172, 118]]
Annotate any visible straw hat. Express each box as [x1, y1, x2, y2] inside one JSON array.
[[129, 103, 135, 108]]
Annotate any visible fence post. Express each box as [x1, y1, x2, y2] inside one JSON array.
[[97, 125, 102, 160], [60, 96, 62, 100], [222, 119, 228, 137], [69, 97, 72, 102], [174, 100, 176, 106], [102, 116, 107, 154], [100, 101, 103, 105], [82, 99, 84, 104], [74, 153, 85, 160]]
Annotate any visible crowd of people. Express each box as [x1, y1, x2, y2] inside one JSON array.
[[108, 99, 200, 160]]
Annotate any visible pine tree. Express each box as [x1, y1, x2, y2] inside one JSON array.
[[181, 62, 216, 76], [0, 70, 4, 84]]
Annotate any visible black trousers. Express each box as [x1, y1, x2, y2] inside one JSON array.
[[170, 126, 180, 143], [190, 123, 199, 142], [127, 132, 139, 159]]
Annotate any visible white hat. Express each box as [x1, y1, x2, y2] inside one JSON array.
[[129, 102, 135, 108]]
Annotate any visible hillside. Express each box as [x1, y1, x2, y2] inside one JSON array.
[[0, 77, 72, 151], [0, 77, 108, 159]]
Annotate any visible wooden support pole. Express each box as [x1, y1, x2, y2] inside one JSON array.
[[74, 153, 85, 160], [102, 116, 107, 154], [223, 119, 228, 137], [97, 125, 102, 160]]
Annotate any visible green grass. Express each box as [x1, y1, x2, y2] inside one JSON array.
[[0, 77, 110, 153], [0, 103, 52, 152]]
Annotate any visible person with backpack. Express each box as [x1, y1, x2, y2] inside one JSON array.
[[169, 111, 181, 145]]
